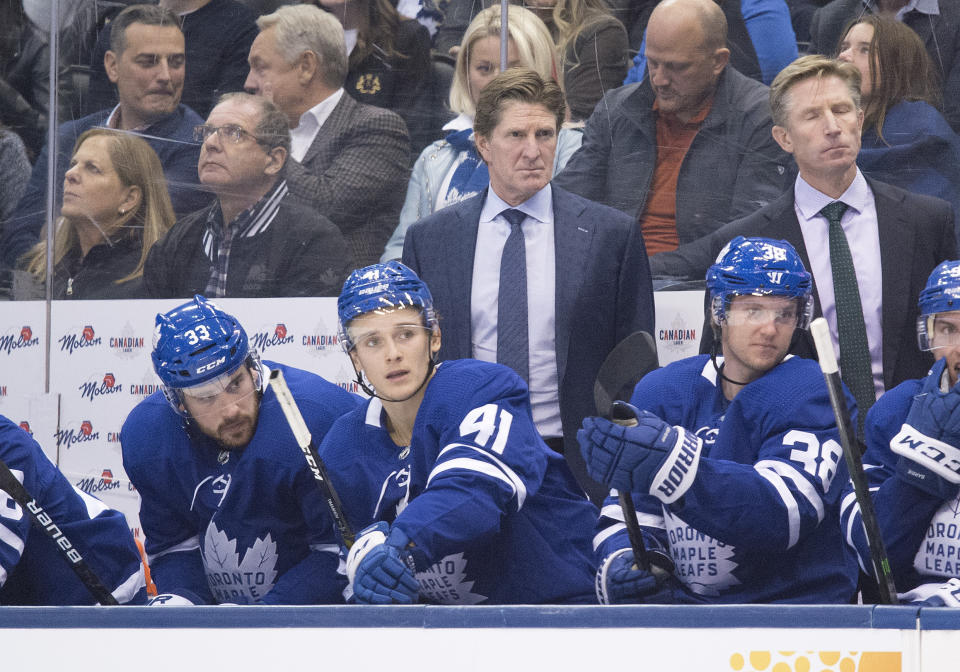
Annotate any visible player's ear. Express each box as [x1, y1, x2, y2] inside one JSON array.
[[430, 327, 442, 356]]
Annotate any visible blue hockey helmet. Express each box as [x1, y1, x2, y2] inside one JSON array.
[[917, 260, 960, 350], [706, 236, 813, 329], [152, 296, 260, 412], [337, 261, 438, 351]]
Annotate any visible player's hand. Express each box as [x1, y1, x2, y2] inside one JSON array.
[[578, 404, 702, 503], [346, 522, 419, 605], [892, 360, 960, 499], [596, 548, 677, 604]]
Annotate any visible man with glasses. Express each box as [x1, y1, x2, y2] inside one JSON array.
[[843, 260, 960, 606], [144, 92, 352, 297], [579, 236, 859, 604], [121, 295, 360, 604]]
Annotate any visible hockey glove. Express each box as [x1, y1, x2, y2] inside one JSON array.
[[578, 405, 702, 503], [346, 521, 419, 605], [891, 360, 960, 500], [596, 547, 678, 604], [147, 591, 202, 606]]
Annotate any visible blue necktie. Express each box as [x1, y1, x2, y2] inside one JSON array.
[[497, 209, 529, 382], [821, 200, 875, 438]]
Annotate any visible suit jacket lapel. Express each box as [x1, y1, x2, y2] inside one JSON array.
[[446, 195, 482, 359], [301, 93, 354, 167], [552, 187, 591, 385], [872, 180, 913, 389]]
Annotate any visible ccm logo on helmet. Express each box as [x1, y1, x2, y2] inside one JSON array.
[[196, 357, 227, 375]]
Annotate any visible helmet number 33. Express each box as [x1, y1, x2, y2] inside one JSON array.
[[184, 325, 212, 345]]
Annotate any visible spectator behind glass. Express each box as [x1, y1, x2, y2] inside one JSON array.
[[1, 4, 210, 270], [381, 4, 583, 261], [84, 0, 259, 120], [0, 125, 29, 222], [522, 0, 630, 122], [0, 0, 48, 157], [303, 0, 433, 153], [19, 129, 175, 299], [837, 15, 960, 245]]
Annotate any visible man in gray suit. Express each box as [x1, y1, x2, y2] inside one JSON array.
[[244, 3, 410, 267], [403, 69, 655, 503]]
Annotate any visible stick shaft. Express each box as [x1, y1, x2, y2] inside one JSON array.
[[268, 369, 355, 548], [618, 490, 650, 571], [810, 318, 897, 603], [0, 459, 118, 605]]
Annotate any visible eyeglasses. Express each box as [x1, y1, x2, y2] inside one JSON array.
[[350, 324, 433, 354], [194, 124, 268, 146]]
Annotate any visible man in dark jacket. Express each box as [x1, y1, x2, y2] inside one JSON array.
[[553, 0, 790, 265], [144, 93, 352, 298]]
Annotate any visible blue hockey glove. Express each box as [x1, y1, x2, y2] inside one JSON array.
[[596, 548, 678, 604], [147, 591, 202, 606], [346, 522, 419, 605], [891, 360, 960, 499], [578, 404, 702, 503]]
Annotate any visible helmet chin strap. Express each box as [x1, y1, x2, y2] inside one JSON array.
[[710, 333, 752, 388]]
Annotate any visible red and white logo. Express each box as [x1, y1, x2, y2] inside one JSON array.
[[275, 324, 287, 340], [101, 469, 114, 484], [82, 326, 95, 342], [20, 326, 32, 342], [81, 420, 93, 436], [103, 373, 115, 388], [18, 421, 31, 435]]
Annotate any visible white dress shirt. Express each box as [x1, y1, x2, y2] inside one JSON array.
[[794, 170, 885, 398], [289, 88, 345, 162], [471, 184, 561, 438]]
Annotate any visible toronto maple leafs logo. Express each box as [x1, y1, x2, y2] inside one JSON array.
[[663, 508, 740, 597], [373, 467, 412, 522], [201, 522, 279, 604], [416, 552, 485, 604]]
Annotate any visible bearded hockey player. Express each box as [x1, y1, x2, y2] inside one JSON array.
[[320, 261, 597, 605], [121, 296, 359, 604], [579, 236, 859, 604], [844, 260, 960, 606]]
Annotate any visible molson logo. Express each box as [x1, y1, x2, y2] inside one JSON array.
[[249, 323, 294, 351], [79, 372, 123, 402], [75, 468, 121, 495], [56, 420, 100, 449], [0, 325, 40, 355], [59, 325, 102, 354], [18, 421, 32, 435]]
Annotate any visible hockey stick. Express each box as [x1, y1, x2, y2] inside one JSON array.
[[593, 330, 660, 572], [268, 369, 355, 549], [810, 318, 897, 604], [0, 458, 119, 605]]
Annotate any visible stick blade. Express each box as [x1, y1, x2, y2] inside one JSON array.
[[594, 331, 659, 417]]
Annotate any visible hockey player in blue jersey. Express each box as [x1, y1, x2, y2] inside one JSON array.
[[320, 261, 597, 604], [579, 236, 859, 604], [121, 296, 360, 605], [843, 260, 960, 606], [0, 417, 146, 605]]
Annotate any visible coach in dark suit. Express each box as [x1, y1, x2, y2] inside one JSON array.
[[653, 55, 956, 423], [403, 69, 655, 502], [244, 4, 410, 267]]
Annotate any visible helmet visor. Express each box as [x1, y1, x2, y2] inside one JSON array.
[[918, 312, 960, 351], [176, 361, 262, 419]]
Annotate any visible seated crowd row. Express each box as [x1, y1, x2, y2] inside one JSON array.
[[0, 0, 959, 299]]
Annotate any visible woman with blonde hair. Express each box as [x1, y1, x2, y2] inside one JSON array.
[[381, 4, 581, 261], [20, 128, 175, 299]]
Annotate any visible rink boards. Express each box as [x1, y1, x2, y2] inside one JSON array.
[[0, 604, 956, 671]]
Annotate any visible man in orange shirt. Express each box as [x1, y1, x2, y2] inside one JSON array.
[[554, 0, 790, 265]]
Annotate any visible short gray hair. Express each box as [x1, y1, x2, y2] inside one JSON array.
[[256, 5, 348, 89]]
